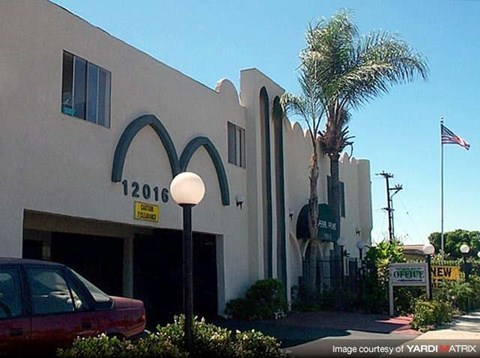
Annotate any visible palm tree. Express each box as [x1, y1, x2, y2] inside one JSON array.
[[280, 59, 325, 295], [304, 9, 428, 239]]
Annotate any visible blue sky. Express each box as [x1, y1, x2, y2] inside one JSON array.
[[51, 0, 480, 247]]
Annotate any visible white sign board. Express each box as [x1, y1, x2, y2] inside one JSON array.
[[389, 263, 429, 316], [390, 263, 427, 286]]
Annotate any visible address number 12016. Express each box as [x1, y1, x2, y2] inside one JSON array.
[[122, 180, 169, 202]]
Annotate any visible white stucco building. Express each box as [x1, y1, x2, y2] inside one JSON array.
[[0, 0, 372, 323]]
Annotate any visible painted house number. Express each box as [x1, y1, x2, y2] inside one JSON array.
[[121, 180, 169, 202]]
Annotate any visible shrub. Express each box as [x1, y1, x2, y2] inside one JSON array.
[[225, 279, 288, 320], [57, 334, 136, 358], [411, 299, 453, 332], [394, 287, 425, 315], [57, 332, 186, 358], [158, 315, 233, 357], [57, 315, 289, 358], [225, 298, 252, 320], [434, 280, 475, 313]]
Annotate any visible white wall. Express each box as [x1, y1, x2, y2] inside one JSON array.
[[0, 0, 372, 307]]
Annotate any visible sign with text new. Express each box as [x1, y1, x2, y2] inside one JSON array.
[[389, 263, 429, 316], [432, 265, 460, 281]]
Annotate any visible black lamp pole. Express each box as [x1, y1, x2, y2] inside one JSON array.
[[463, 254, 469, 282], [170, 172, 205, 355], [426, 254, 432, 300], [182, 204, 194, 351], [340, 248, 345, 284]]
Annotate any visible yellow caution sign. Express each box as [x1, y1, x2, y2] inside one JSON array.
[[432, 265, 460, 281], [134, 201, 159, 223]]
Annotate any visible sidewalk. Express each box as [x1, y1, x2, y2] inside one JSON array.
[[413, 310, 480, 340], [213, 310, 420, 348], [383, 311, 480, 357], [213, 310, 480, 357]]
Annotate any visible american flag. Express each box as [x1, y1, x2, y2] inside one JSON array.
[[441, 124, 470, 150]]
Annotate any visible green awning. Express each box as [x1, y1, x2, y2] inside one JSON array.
[[296, 203, 338, 242]]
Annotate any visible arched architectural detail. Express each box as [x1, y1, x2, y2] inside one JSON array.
[[260, 87, 273, 279], [111, 114, 180, 182], [179, 136, 230, 206]]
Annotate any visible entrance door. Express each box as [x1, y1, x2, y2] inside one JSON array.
[[50, 233, 124, 297], [133, 230, 217, 328]]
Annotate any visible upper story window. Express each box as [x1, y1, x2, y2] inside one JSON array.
[[227, 122, 246, 168], [61, 51, 111, 128]]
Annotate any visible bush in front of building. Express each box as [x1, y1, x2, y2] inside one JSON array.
[[56, 332, 186, 358], [57, 315, 289, 358], [434, 276, 480, 313], [411, 299, 453, 332], [225, 279, 288, 320]]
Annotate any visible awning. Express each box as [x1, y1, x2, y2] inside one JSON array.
[[296, 203, 338, 242]]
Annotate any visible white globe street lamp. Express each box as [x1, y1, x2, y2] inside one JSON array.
[[422, 243, 435, 256], [170, 172, 205, 205], [337, 237, 347, 247], [170, 172, 205, 352], [459, 243, 470, 282], [460, 244, 470, 255]]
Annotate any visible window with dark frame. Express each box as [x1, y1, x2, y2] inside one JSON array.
[[61, 51, 111, 128], [26, 268, 90, 315], [327, 176, 346, 218], [0, 269, 22, 319], [227, 122, 246, 168]]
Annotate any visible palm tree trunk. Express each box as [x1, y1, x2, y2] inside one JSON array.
[[305, 147, 320, 296], [330, 153, 341, 279], [330, 153, 341, 234]]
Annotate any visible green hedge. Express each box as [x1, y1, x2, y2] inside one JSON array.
[[411, 299, 453, 332], [57, 315, 289, 358], [225, 279, 288, 320]]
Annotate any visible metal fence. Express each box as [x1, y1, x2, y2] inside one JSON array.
[[301, 256, 361, 292]]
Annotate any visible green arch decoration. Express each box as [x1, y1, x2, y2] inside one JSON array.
[[179, 136, 230, 206], [111, 114, 180, 182]]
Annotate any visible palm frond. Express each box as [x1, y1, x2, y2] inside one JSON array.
[[302, 12, 429, 112], [280, 59, 325, 139]]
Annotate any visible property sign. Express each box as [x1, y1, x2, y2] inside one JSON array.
[[389, 263, 429, 316], [134, 201, 159, 222], [432, 265, 460, 281], [390, 263, 427, 286]]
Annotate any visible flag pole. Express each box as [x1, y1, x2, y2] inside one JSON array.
[[440, 118, 444, 254]]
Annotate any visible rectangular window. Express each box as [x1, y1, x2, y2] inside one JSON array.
[[0, 269, 23, 319], [25, 268, 93, 315], [61, 51, 111, 128], [227, 122, 246, 168], [327, 176, 346, 217]]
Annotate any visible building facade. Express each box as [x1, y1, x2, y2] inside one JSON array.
[[0, 0, 372, 323]]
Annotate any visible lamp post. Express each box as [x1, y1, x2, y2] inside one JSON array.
[[337, 237, 347, 284], [356, 240, 366, 303], [423, 243, 435, 300], [460, 243, 470, 282], [170, 172, 205, 352], [356, 240, 365, 264]]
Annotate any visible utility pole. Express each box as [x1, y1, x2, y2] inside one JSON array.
[[377, 171, 403, 241]]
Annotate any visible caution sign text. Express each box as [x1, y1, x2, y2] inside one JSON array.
[[134, 201, 159, 223]]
